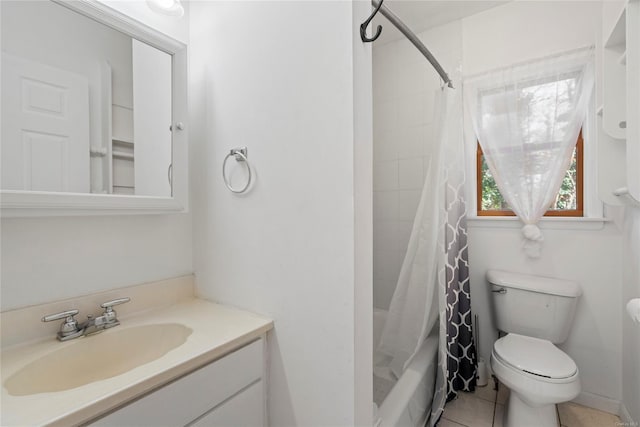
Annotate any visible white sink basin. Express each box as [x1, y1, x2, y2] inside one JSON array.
[[4, 323, 192, 396]]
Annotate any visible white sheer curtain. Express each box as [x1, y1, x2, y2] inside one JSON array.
[[464, 49, 594, 257], [376, 89, 452, 378]]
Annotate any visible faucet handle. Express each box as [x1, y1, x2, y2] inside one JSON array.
[[42, 309, 81, 340], [100, 297, 130, 327], [42, 309, 79, 322], [100, 297, 130, 311]]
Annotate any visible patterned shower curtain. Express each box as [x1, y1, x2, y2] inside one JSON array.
[[443, 183, 477, 398], [430, 87, 477, 426]]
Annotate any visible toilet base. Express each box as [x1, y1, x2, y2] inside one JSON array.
[[504, 393, 559, 427]]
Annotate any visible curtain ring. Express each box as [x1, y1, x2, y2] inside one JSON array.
[[222, 147, 252, 194]]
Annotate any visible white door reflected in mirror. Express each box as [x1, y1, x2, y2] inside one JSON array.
[[1, 0, 172, 197], [2, 53, 91, 193]]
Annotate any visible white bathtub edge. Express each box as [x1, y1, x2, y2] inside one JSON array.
[[377, 331, 439, 427]]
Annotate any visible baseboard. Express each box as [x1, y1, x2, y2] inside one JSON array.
[[619, 403, 638, 426], [571, 392, 620, 416]]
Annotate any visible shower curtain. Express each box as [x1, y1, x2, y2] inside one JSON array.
[[431, 86, 477, 426], [375, 87, 477, 426]]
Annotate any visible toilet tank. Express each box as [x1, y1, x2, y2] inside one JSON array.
[[487, 270, 582, 344]]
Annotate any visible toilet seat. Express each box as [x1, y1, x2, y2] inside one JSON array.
[[491, 337, 582, 427], [493, 333, 577, 379]]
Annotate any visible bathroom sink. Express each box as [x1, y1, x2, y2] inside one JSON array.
[[4, 323, 192, 396]]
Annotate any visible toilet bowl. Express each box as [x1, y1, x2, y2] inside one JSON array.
[[486, 270, 583, 427], [491, 333, 580, 427]]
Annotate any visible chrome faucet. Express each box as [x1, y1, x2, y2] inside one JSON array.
[[42, 297, 130, 341], [41, 309, 83, 341]]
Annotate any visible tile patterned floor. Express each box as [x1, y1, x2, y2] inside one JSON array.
[[440, 381, 622, 427]]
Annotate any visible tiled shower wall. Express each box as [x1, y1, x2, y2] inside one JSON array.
[[372, 21, 462, 310]]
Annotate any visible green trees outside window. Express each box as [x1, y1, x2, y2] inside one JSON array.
[[480, 146, 579, 212], [478, 130, 583, 217]]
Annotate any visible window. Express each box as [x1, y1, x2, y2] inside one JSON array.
[[476, 131, 584, 217]]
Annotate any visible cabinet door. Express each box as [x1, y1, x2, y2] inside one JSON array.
[[92, 339, 263, 426], [189, 381, 263, 427]]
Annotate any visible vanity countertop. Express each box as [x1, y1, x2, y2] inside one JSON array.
[[1, 297, 273, 426]]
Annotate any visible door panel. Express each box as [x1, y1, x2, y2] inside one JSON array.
[[2, 53, 90, 192]]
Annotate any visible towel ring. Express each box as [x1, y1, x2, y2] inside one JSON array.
[[223, 147, 252, 194]]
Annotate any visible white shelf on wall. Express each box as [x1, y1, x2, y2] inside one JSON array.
[[606, 7, 626, 46], [613, 187, 640, 206], [112, 137, 134, 146], [600, 0, 640, 206], [113, 151, 135, 160], [602, 6, 626, 140]]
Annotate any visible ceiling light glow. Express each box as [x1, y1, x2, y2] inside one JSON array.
[[146, 0, 184, 17]]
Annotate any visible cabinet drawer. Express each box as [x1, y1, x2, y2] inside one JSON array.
[[189, 380, 263, 427], [92, 339, 263, 426]]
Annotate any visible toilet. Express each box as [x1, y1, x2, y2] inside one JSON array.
[[487, 270, 582, 427]]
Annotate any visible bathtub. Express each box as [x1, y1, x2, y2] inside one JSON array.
[[373, 308, 439, 427]]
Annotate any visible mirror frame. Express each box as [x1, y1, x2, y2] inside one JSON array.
[[0, 0, 188, 217]]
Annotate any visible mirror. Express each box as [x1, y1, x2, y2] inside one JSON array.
[[1, 0, 174, 198]]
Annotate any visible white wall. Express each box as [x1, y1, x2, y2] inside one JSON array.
[[462, 1, 601, 76], [622, 207, 640, 423], [462, 1, 623, 410], [353, 1, 374, 424], [0, 2, 192, 311], [372, 21, 462, 310], [0, 215, 192, 310], [189, 1, 371, 425]]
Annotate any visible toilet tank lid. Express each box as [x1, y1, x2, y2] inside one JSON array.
[[486, 270, 582, 297]]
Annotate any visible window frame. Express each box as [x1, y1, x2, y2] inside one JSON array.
[[476, 131, 584, 217]]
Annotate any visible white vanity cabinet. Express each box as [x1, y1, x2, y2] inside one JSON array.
[[91, 338, 265, 427]]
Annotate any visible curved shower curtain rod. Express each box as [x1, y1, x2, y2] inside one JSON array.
[[360, 0, 454, 89]]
